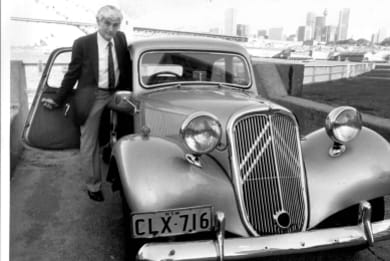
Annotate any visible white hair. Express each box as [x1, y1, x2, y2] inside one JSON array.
[[96, 5, 123, 22]]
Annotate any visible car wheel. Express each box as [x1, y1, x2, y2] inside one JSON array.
[[370, 197, 385, 222], [317, 197, 385, 228], [102, 146, 111, 164], [315, 197, 385, 253]]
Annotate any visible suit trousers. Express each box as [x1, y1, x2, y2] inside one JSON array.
[[80, 89, 113, 192]]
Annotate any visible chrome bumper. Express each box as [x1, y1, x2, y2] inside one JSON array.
[[137, 202, 390, 261]]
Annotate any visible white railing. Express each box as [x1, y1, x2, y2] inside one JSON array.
[[303, 62, 375, 84]]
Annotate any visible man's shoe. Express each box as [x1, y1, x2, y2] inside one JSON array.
[[88, 190, 104, 202]]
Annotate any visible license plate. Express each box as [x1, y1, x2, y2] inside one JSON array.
[[131, 206, 213, 238]]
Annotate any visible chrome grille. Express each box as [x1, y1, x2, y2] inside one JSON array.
[[231, 111, 307, 235]]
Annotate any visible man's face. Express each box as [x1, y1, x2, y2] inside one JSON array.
[[97, 16, 121, 41]]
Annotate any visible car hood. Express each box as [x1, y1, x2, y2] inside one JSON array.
[[141, 87, 278, 119], [139, 87, 285, 141]]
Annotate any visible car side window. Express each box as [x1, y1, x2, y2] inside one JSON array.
[[47, 51, 72, 88], [211, 56, 249, 85], [211, 58, 226, 82], [232, 56, 250, 85]]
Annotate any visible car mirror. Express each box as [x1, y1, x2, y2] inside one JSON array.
[[108, 90, 139, 114]]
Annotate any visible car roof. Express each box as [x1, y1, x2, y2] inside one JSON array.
[[129, 36, 250, 55]]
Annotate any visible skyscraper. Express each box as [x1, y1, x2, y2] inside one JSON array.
[[236, 24, 250, 37], [314, 16, 325, 41], [297, 26, 314, 42], [337, 8, 350, 41], [224, 8, 237, 35], [297, 26, 306, 41], [376, 28, 387, 43], [306, 12, 316, 40], [325, 25, 337, 42]]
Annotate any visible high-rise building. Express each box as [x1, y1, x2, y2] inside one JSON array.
[[305, 26, 313, 41], [337, 8, 350, 41], [268, 27, 283, 40], [306, 12, 316, 40], [376, 28, 387, 43], [224, 8, 237, 35], [257, 29, 267, 38], [314, 16, 325, 42], [297, 26, 306, 41], [236, 24, 250, 37], [306, 12, 316, 26], [297, 26, 312, 41], [371, 34, 376, 44], [325, 25, 337, 42]]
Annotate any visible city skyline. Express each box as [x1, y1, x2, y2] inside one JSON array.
[[119, 0, 389, 40], [294, 8, 351, 43], [7, 0, 390, 47]]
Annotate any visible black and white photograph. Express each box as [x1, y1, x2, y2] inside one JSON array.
[[2, 0, 390, 260]]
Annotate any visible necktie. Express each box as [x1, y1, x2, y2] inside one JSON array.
[[108, 41, 115, 89]]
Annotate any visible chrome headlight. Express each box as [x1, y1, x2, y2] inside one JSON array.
[[180, 112, 222, 155], [325, 106, 362, 144]]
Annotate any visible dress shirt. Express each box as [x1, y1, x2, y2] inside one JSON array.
[[97, 32, 119, 89]]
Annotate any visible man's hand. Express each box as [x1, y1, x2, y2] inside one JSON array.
[[41, 97, 59, 110]]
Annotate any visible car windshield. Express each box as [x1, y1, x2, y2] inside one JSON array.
[[139, 51, 251, 88]]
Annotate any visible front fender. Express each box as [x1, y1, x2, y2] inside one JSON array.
[[112, 134, 248, 236], [302, 127, 390, 228]]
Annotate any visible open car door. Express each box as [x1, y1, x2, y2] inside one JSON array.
[[23, 48, 80, 150]]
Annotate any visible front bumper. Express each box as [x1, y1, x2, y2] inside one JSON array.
[[137, 202, 390, 261]]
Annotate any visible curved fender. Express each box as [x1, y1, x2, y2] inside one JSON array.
[[113, 134, 249, 236], [302, 127, 390, 228]]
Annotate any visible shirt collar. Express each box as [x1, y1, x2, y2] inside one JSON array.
[[97, 32, 114, 47]]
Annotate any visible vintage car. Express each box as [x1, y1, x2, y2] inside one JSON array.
[[23, 36, 390, 260]]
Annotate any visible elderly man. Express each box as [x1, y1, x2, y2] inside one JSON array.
[[42, 5, 131, 201]]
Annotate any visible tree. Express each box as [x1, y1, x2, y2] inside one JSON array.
[[335, 38, 356, 45], [356, 38, 370, 46], [380, 37, 390, 46]]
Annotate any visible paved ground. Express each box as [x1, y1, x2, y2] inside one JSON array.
[[10, 147, 390, 261], [10, 149, 126, 261]]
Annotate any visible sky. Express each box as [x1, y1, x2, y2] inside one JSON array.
[[6, 0, 390, 46], [121, 0, 390, 39]]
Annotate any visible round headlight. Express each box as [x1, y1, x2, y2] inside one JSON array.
[[180, 112, 222, 155], [325, 106, 362, 144]]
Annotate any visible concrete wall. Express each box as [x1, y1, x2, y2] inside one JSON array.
[[253, 58, 375, 96], [11, 61, 29, 173], [252, 60, 390, 140], [252, 60, 304, 97], [271, 95, 390, 141]]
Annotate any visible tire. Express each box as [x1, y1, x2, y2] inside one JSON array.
[[317, 197, 385, 228], [102, 146, 111, 164], [370, 197, 385, 222]]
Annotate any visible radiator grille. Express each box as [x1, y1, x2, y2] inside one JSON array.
[[232, 112, 307, 235]]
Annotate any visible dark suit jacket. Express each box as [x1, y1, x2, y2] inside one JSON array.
[[54, 31, 131, 125]]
